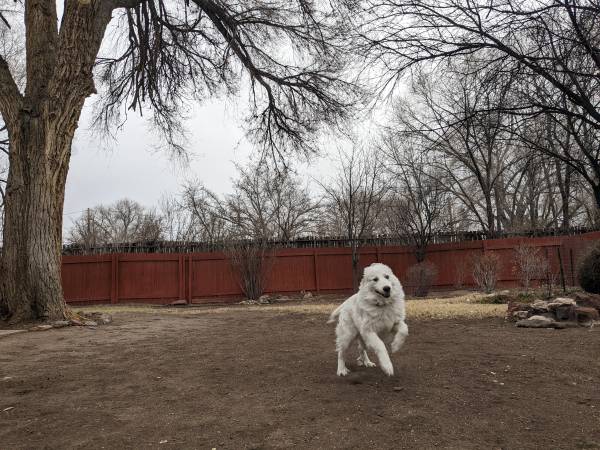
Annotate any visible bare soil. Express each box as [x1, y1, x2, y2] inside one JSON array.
[[1, 308, 599, 449]]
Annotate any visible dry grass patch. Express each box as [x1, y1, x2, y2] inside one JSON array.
[[73, 292, 506, 320]]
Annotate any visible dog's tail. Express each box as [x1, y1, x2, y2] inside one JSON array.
[[327, 303, 343, 324]]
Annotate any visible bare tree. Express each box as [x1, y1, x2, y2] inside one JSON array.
[[358, 0, 600, 213], [380, 134, 453, 261], [0, 0, 356, 322], [319, 145, 388, 289], [390, 66, 518, 236], [68, 199, 163, 247]]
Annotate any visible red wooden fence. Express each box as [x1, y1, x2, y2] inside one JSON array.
[[61, 231, 600, 305]]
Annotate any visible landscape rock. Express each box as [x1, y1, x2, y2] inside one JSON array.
[[572, 307, 599, 327], [506, 301, 532, 321], [52, 321, 71, 328], [512, 311, 530, 321], [258, 295, 271, 304], [554, 305, 574, 321], [239, 299, 258, 305], [169, 299, 187, 306], [516, 315, 560, 329], [530, 300, 550, 314], [573, 292, 600, 313], [83, 320, 98, 327], [302, 291, 313, 299]]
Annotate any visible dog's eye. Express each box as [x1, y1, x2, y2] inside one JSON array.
[[373, 277, 379, 282], [384, 275, 389, 279]]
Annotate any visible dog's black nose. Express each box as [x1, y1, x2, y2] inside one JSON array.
[[383, 286, 391, 293]]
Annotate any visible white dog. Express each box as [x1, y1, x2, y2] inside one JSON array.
[[328, 263, 408, 377]]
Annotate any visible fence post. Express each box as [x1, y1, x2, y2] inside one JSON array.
[[313, 249, 320, 294], [557, 246, 566, 292], [111, 253, 119, 304], [188, 254, 193, 304], [178, 255, 184, 301]]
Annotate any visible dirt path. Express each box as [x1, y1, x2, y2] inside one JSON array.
[[1, 310, 599, 449]]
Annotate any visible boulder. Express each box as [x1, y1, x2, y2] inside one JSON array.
[[506, 301, 532, 321], [573, 292, 600, 313], [516, 315, 560, 329], [512, 311, 530, 321], [572, 306, 599, 327], [547, 297, 576, 310], [530, 300, 550, 314], [554, 305, 574, 321]]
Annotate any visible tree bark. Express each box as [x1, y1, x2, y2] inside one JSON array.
[[0, 1, 116, 323], [0, 117, 71, 322]]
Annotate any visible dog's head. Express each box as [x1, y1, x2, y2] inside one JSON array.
[[359, 263, 404, 306]]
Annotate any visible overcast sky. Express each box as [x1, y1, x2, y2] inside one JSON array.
[[63, 93, 340, 233]]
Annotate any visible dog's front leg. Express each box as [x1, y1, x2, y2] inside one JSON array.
[[362, 331, 394, 376], [390, 321, 408, 353]]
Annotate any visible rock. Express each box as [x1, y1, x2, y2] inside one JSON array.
[[239, 299, 258, 305], [506, 301, 532, 321], [83, 320, 98, 327], [512, 311, 530, 321], [303, 291, 313, 299], [169, 299, 187, 306], [81, 312, 113, 325], [572, 306, 599, 327], [52, 321, 70, 328], [548, 297, 576, 308], [70, 318, 84, 326], [516, 315, 559, 328], [96, 314, 112, 325], [29, 324, 53, 332], [530, 300, 550, 314], [554, 305, 574, 321], [573, 292, 600, 313], [258, 295, 272, 304]]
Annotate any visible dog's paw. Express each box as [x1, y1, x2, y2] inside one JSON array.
[[381, 363, 394, 377], [337, 366, 350, 376], [364, 360, 376, 368]]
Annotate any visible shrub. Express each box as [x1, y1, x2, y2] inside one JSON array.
[[406, 261, 438, 297], [472, 252, 501, 294], [226, 239, 273, 300], [513, 244, 545, 291], [578, 241, 600, 294]]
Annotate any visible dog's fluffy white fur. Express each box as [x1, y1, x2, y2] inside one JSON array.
[[328, 263, 408, 377]]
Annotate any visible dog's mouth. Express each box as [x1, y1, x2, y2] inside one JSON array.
[[375, 289, 391, 299]]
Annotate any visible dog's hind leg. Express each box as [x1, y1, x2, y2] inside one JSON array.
[[335, 322, 356, 376], [356, 339, 376, 368]]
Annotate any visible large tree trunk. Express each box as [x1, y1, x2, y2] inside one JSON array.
[[0, 1, 115, 323], [0, 112, 73, 322]]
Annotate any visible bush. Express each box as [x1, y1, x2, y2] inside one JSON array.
[[472, 252, 501, 294], [513, 244, 545, 291], [406, 261, 438, 297], [578, 241, 600, 294]]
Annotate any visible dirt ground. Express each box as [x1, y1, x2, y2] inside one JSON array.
[[1, 304, 600, 449]]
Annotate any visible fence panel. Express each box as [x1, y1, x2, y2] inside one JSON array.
[[61, 232, 600, 305]]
